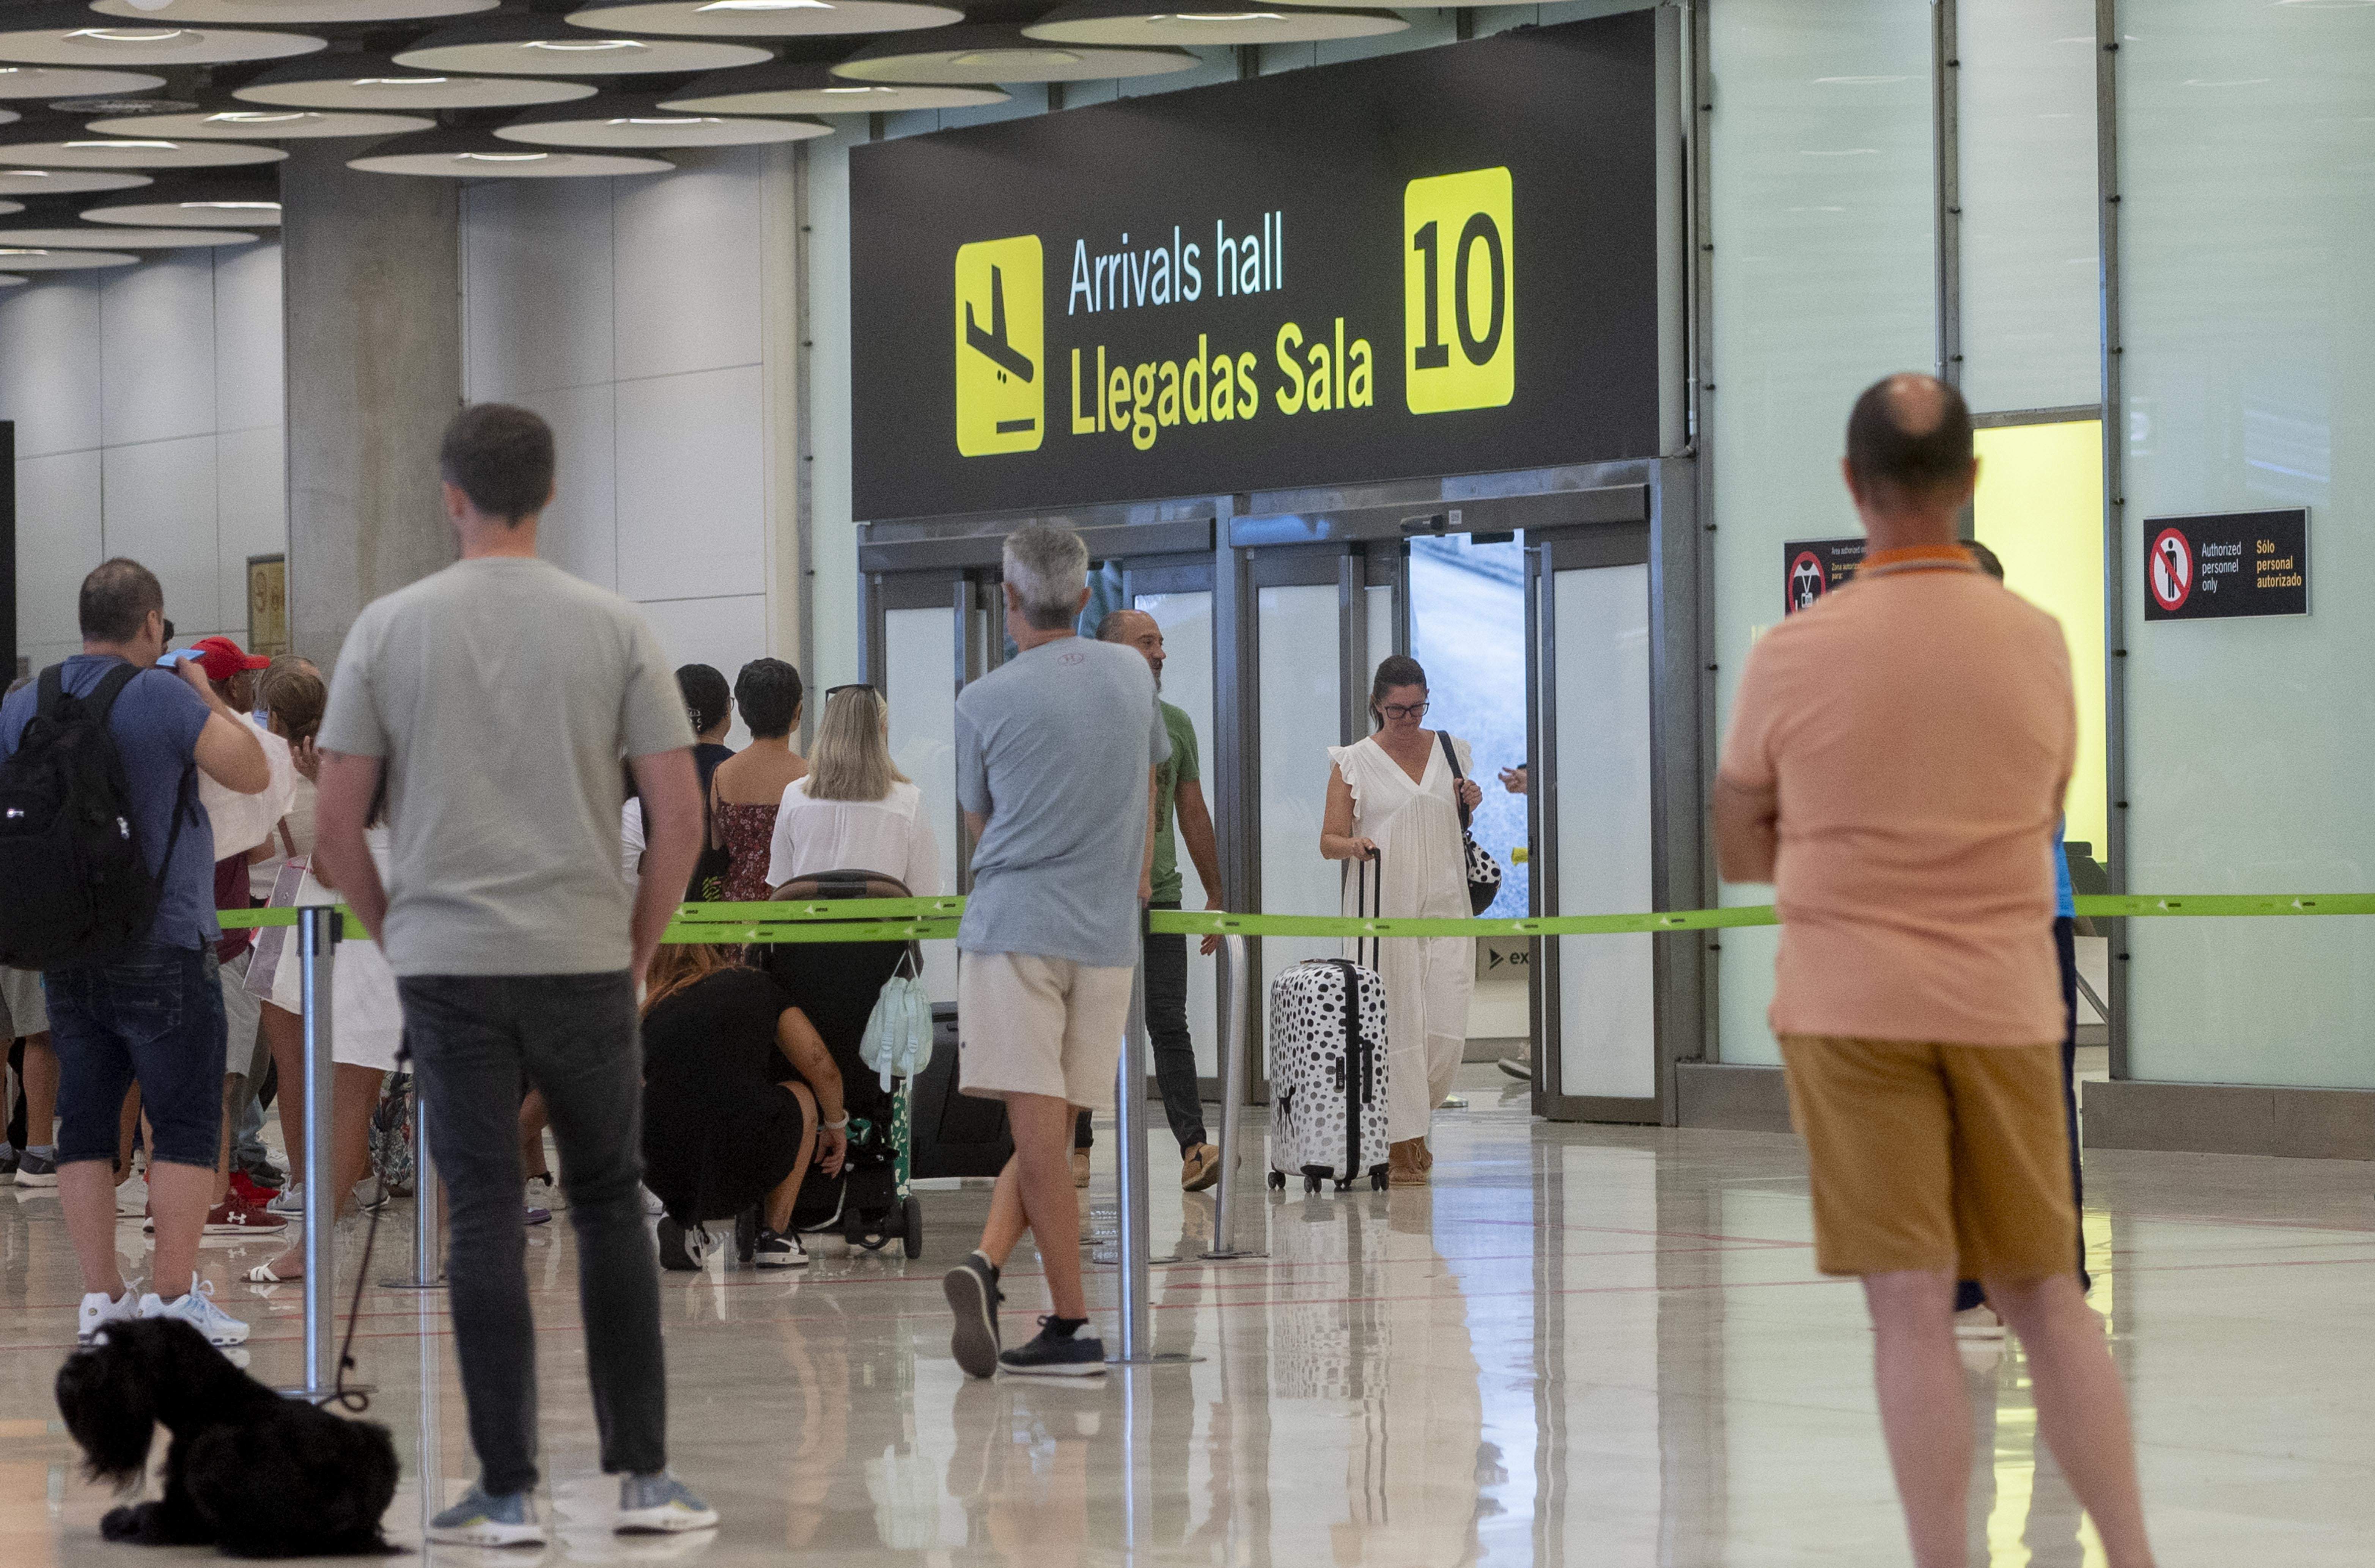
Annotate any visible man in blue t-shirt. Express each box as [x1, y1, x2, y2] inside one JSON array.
[[0, 559, 267, 1348]]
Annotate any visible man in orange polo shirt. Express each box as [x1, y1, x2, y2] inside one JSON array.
[[1714, 374, 2156, 1568]]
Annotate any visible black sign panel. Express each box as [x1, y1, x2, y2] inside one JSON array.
[[848, 14, 1658, 521], [2142, 509, 2309, 621], [1783, 537, 1865, 615]]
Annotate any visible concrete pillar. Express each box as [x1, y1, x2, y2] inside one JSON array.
[[281, 145, 460, 670]]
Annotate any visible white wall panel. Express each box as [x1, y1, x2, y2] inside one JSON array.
[[461, 179, 614, 400], [13, 449, 104, 648], [101, 255, 217, 447], [215, 423, 286, 636], [614, 365, 763, 605], [517, 380, 618, 593], [804, 128, 860, 691], [102, 434, 220, 631], [636, 591, 767, 701], [213, 241, 285, 433], [0, 279, 103, 459], [612, 152, 763, 382]]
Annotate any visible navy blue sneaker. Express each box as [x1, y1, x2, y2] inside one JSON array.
[[942, 1252, 1003, 1378], [997, 1318, 1107, 1378]]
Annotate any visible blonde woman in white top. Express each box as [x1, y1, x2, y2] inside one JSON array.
[[1320, 655, 1482, 1186], [767, 685, 940, 896]]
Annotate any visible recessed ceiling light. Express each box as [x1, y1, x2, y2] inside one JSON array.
[[697, 0, 833, 9], [357, 77, 448, 85], [499, 91, 827, 147], [348, 127, 675, 177], [68, 139, 177, 148], [523, 38, 648, 49], [67, 28, 196, 43], [206, 111, 308, 123], [457, 150, 549, 160], [187, 200, 278, 209]]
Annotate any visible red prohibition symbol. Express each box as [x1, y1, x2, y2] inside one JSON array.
[[2149, 527, 2193, 613]]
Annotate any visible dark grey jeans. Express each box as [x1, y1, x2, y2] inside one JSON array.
[[398, 972, 665, 1496], [1071, 905, 1208, 1155]]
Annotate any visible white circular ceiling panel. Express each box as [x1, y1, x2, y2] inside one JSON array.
[[833, 24, 1199, 83], [348, 128, 674, 178], [83, 197, 278, 226], [0, 223, 257, 247], [0, 6, 327, 68], [0, 65, 168, 99], [1023, 2, 1405, 46], [563, 0, 960, 39], [0, 137, 286, 169], [0, 245, 138, 269], [495, 94, 827, 148], [91, 0, 497, 21], [0, 166, 150, 194], [662, 61, 1007, 114], [234, 55, 600, 111], [87, 108, 434, 139], [393, 16, 769, 76]]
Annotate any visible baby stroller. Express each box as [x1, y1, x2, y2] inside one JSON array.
[[761, 869, 924, 1258]]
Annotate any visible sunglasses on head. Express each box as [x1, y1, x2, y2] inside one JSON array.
[[824, 683, 879, 701]]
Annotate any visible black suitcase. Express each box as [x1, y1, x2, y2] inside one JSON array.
[[909, 1003, 1014, 1179]]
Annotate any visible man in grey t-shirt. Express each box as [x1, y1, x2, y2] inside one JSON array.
[[942, 522, 1167, 1381], [314, 405, 714, 1546]]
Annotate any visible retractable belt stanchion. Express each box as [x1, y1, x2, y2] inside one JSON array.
[[1111, 957, 1154, 1364], [281, 904, 349, 1401], [1201, 934, 1264, 1262], [381, 1100, 442, 1291]]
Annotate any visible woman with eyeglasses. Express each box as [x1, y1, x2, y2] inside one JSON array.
[[764, 685, 938, 898], [1319, 654, 1485, 1186]]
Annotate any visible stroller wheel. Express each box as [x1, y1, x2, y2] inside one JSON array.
[[1267, 1170, 1285, 1191], [901, 1195, 923, 1259], [843, 1208, 868, 1249]]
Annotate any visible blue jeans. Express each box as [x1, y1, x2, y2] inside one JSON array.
[[45, 943, 225, 1169], [398, 971, 666, 1496]]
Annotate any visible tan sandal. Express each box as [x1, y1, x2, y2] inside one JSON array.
[[1387, 1140, 1428, 1186]]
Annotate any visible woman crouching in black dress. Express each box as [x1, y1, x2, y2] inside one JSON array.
[[640, 944, 847, 1269]]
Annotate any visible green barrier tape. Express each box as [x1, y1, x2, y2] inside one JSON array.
[[216, 892, 2375, 947]]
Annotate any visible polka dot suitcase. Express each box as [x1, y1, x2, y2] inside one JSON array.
[[1266, 853, 1391, 1193]]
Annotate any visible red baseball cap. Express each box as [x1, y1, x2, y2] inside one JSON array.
[[187, 635, 273, 683]]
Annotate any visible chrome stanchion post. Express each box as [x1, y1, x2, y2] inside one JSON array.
[[282, 904, 339, 1400], [381, 1093, 443, 1290], [1112, 957, 1153, 1362], [1200, 933, 1264, 1262]]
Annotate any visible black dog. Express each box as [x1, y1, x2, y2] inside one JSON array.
[[55, 1317, 400, 1557]]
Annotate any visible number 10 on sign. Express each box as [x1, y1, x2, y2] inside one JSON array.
[[1403, 167, 1515, 414]]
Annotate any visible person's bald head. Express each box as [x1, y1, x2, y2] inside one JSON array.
[[1845, 373, 1975, 504], [1098, 607, 1166, 683]]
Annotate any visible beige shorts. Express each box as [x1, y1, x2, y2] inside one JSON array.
[[1779, 1034, 2078, 1281], [956, 951, 1133, 1108]]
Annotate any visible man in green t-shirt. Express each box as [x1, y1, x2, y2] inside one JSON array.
[[1096, 610, 1227, 1190]]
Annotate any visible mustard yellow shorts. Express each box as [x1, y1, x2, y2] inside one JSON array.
[[1778, 1034, 2078, 1281]]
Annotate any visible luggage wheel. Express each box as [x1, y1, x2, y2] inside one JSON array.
[[1370, 1168, 1388, 1191], [901, 1194, 923, 1259], [1302, 1173, 1322, 1194], [1267, 1171, 1286, 1191]]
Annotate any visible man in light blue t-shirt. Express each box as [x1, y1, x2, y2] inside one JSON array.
[[942, 522, 1167, 1381]]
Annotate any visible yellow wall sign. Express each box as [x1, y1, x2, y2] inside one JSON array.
[[1403, 167, 1514, 414], [954, 234, 1045, 456]]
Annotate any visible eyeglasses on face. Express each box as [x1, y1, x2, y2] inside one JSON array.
[[1377, 701, 1430, 721]]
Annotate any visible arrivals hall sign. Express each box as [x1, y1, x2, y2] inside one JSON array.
[[848, 13, 1659, 520]]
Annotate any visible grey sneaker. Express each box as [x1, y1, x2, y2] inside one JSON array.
[[525, 1173, 566, 1213], [14, 1148, 58, 1189], [266, 1181, 306, 1217], [428, 1486, 546, 1547], [616, 1473, 718, 1535], [998, 1317, 1108, 1378], [943, 1252, 1003, 1379]]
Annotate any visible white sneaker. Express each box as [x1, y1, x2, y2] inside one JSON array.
[[266, 1181, 306, 1217], [639, 1183, 664, 1218], [140, 1276, 250, 1346], [526, 1174, 566, 1213], [78, 1287, 140, 1345], [1952, 1304, 2006, 1340]]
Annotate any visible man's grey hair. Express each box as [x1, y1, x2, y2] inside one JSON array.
[[1003, 522, 1090, 632]]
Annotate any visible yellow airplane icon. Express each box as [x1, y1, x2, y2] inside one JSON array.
[[955, 235, 1044, 456]]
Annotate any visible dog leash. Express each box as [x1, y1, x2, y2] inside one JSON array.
[[318, 1036, 410, 1415]]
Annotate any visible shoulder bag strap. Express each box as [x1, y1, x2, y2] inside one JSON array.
[[1438, 731, 1472, 830]]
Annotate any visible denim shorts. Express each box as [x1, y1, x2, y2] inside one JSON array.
[[45, 943, 226, 1169]]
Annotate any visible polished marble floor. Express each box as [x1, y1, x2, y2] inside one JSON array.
[[3, 1065, 2370, 1566]]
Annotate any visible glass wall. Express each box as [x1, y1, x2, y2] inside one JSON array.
[[1408, 534, 1530, 918], [2120, 1, 2375, 1089], [1138, 590, 1222, 1078], [1257, 583, 1345, 1032], [884, 605, 958, 1003], [1707, 0, 1938, 1064]]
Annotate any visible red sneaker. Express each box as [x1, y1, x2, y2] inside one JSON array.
[[228, 1172, 277, 1210], [203, 1197, 288, 1238]]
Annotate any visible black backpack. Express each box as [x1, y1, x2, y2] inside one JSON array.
[[0, 663, 195, 969]]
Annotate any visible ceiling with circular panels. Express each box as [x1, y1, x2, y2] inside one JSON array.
[[0, 165, 148, 195], [494, 91, 825, 148], [660, 60, 1006, 115], [835, 22, 1200, 83], [81, 175, 280, 226], [563, 0, 962, 40], [1022, 2, 1405, 47], [233, 55, 601, 112], [86, 108, 436, 139], [0, 244, 137, 268], [346, 126, 674, 178], [87, 0, 495, 22], [391, 15, 770, 76]]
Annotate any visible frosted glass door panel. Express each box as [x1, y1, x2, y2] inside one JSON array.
[[1364, 583, 1394, 685], [2120, 2, 2375, 1088], [1555, 564, 1655, 1100], [1257, 584, 1343, 1054], [884, 605, 958, 1004], [1139, 590, 1219, 1079]]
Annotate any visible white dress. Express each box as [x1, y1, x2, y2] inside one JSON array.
[[766, 778, 941, 896], [1326, 733, 1475, 1142]]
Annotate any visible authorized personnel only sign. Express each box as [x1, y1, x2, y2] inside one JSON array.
[[2142, 509, 2309, 621]]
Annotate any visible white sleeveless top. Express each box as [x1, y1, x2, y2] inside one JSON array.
[[765, 778, 941, 896], [1326, 732, 1472, 919]]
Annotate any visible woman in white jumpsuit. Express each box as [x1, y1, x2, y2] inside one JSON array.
[[1321, 655, 1481, 1185]]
